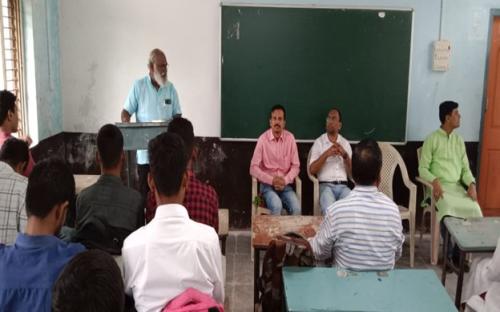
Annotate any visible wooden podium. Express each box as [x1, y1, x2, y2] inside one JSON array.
[[115, 121, 169, 186]]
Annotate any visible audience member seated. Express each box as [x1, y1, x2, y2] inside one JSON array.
[[0, 90, 35, 176], [309, 139, 404, 271], [145, 117, 219, 232], [0, 158, 85, 311], [250, 105, 301, 215], [463, 238, 500, 312], [122, 132, 224, 312], [466, 283, 500, 312], [309, 108, 352, 214], [73, 124, 143, 253], [52, 249, 124, 312], [0, 138, 29, 244], [419, 101, 482, 270]]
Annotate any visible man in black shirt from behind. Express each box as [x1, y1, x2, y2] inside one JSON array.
[[73, 124, 143, 253]]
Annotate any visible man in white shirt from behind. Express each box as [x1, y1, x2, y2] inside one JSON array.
[[122, 132, 224, 312], [309, 108, 352, 215]]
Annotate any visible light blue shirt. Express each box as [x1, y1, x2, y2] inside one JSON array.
[[124, 75, 181, 164]]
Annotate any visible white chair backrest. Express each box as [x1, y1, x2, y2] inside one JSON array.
[[417, 147, 422, 163], [378, 142, 408, 200], [306, 149, 320, 216], [306, 149, 315, 182]]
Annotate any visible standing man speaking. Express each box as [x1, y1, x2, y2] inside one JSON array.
[[121, 49, 181, 199]]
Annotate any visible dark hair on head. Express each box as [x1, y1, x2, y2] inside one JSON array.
[[26, 158, 75, 218], [329, 108, 342, 122], [270, 104, 286, 120], [52, 249, 124, 312], [439, 101, 459, 124], [97, 124, 123, 169], [168, 117, 194, 159], [0, 90, 16, 125], [0, 137, 28, 167], [352, 139, 382, 186], [148, 132, 187, 197]]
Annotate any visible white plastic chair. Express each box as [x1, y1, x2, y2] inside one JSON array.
[[250, 176, 302, 260], [218, 208, 229, 282], [218, 208, 229, 255], [306, 150, 321, 216], [378, 142, 417, 267], [415, 147, 440, 265]]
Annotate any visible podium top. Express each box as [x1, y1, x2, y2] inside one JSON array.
[[115, 121, 170, 150], [115, 121, 169, 128]]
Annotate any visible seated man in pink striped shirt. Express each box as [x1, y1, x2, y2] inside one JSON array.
[[250, 105, 301, 215]]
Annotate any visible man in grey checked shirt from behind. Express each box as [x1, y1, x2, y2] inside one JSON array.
[[0, 138, 29, 244]]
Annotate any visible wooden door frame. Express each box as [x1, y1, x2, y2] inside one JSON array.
[[477, 9, 500, 194]]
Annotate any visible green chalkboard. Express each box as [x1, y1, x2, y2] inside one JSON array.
[[221, 6, 412, 141]]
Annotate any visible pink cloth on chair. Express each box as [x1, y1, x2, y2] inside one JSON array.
[[162, 288, 224, 312]]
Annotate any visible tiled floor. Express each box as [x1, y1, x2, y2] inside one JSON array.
[[223, 230, 467, 312]]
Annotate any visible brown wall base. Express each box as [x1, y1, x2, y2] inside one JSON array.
[[31, 132, 480, 229]]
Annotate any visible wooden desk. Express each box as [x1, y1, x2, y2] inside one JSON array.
[[74, 174, 99, 194], [283, 267, 456, 312], [441, 217, 500, 307], [251, 215, 322, 304]]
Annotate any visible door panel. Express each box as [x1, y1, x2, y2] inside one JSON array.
[[484, 151, 500, 209], [479, 17, 500, 215]]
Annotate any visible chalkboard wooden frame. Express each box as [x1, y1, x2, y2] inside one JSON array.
[[221, 5, 413, 142]]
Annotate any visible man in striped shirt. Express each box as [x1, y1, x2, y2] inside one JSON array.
[[310, 139, 404, 271]]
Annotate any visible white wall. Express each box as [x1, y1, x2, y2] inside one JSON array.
[[59, 0, 500, 141], [60, 0, 221, 135]]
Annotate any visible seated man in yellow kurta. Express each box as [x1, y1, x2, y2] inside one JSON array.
[[419, 100, 482, 267]]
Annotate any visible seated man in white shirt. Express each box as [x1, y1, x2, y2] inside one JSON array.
[[122, 132, 224, 312], [309, 108, 352, 215]]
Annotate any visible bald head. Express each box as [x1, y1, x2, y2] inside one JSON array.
[[148, 49, 168, 87], [148, 49, 166, 68]]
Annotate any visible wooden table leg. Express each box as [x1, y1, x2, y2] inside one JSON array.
[[455, 250, 466, 308], [441, 227, 449, 285], [254, 248, 260, 304]]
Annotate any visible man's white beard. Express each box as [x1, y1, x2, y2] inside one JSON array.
[[154, 71, 167, 87]]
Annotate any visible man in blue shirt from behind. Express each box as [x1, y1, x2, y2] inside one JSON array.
[[0, 158, 85, 312], [121, 48, 182, 200]]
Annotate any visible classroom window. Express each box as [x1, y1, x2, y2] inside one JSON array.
[[0, 0, 26, 135]]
